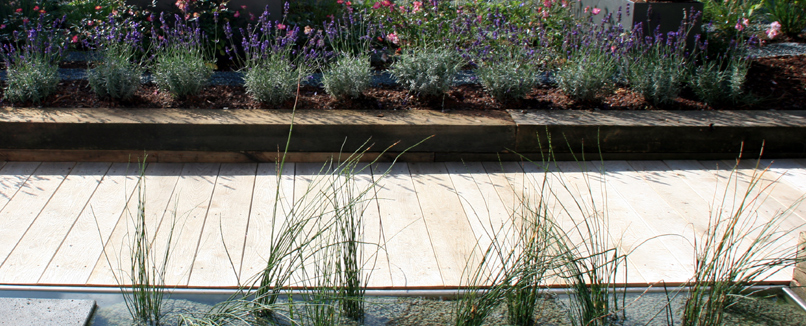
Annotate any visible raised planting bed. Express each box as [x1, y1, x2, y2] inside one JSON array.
[[2, 107, 805, 162]]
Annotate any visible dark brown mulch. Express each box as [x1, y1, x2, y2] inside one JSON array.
[[1, 56, 805, 112], [745, 55, 806, 110]]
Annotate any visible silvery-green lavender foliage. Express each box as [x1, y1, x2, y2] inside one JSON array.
[[152, 14, 213, 98], [476, 53, 541, 103], [244, 58, 299, 105], [4, 56, 60, 103], [626, 52, 687, 106], [555, 49, 618, 102], [689, 60, 748, 106], [390, 48, 465, 97], [554, 13, 630, 102], [0, 17, 66, 103], [153, 49, 212, 98], [322, 55, 372, 100], [88, 54, 143, 100], [688, 38, 752, 106], [222, 8, 323, 105], [87, 17, 144, 100]]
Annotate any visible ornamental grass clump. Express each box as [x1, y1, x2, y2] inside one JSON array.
[[390, 47, 465, 97], [0, 16, 66, 103], [682, 156, 805, 326], [322, 54, 372, 100], [152, 13, 213, 98], [87, 16, 145, 100]]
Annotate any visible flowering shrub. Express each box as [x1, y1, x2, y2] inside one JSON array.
[[701, 0, 761, 38], [762, 0, 806, 38], [86, 16, 145, 100], [151, 14, 213, 98], [1, 16, 67, 103], [625, 14, 700, 106], [223, 6, 322, 103], [554, 14, 628, 102], [0, 0, 63, 39]]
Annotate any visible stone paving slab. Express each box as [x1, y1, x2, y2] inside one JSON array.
[[0, 298, 95, 326]]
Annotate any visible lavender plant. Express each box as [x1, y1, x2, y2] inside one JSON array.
[[0, 16, 66, 103], [554, 15, 628, 103], [390, 47, 465, 97], [87, 16, 144, 100], [475, 50, 542, 103], [321, 54, 371, 100], [322, 9, 379, 59], [151, 13, 213, 98], [625, 29, 688, 106], [224, 5, 323, 105], [625, 10, 702, 107], [689, 37, 753, 106]]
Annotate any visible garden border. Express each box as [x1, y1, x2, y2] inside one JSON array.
[[1, 107, 805, 162]]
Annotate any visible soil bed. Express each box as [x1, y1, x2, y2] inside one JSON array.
[[1, 56, 805, 112]]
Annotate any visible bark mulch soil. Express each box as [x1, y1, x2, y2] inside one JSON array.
[[1, 55, 804, 114]]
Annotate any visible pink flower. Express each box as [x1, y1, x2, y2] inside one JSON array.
[[175, 0, 189, 13], [381, 0, 391, 6], [583, 6, 589, 13], [337, 0, 343, 3], [71, 35, 79, 43], [0, 24, 5, 29], [735, 22, 744, 31], [346, 1, 352, 5], [386, 32, 399, 44], [15, 8, 22, 13], [412, 1, 422, 12], [241, 5, 246, 9], [22, 18, 29, 24], [146, 14, 153, 22], [561, 0, 567, 7], [592, 7, 600, 15], [372, 2, 381, 9], [87, 20, 94, 26], [234, 10, 240, 17], [249, 12, 255, 20], [742, 18, 749, 26], [767, 21, 782, 39], [277, 23, 286, 30], [95, 5, 102, 10], [32, 6, 39, 10]]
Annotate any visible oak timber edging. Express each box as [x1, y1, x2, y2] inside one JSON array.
[[1, 107, 805, 162], [0, 107, 515, 155], [511, 110, 806, 159]]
